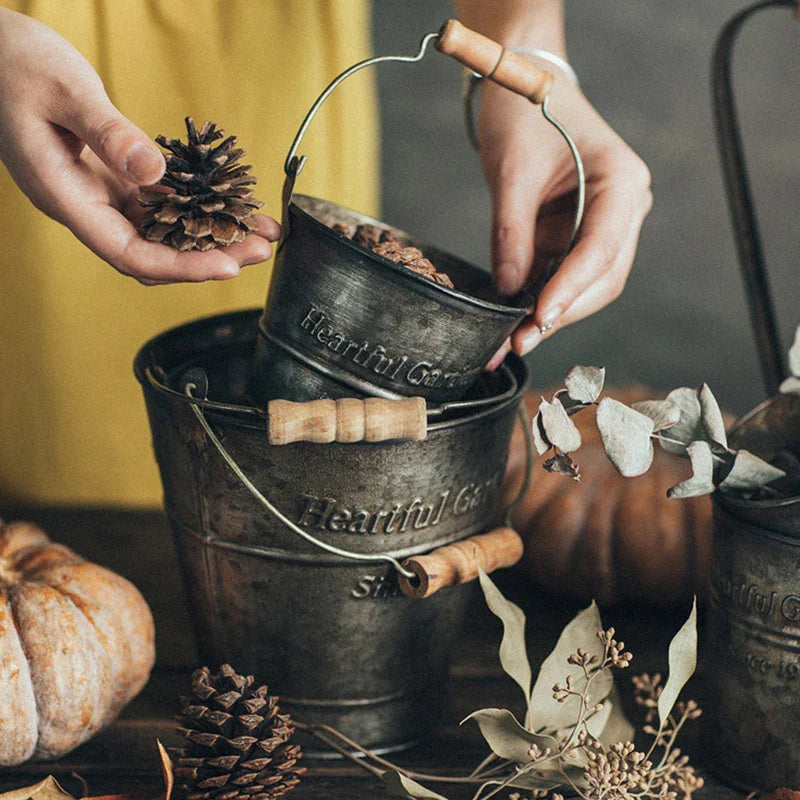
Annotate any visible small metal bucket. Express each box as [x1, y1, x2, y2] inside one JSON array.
[[706, 394, 800, 791], [251, 26, 586, 404], [134, 309, 528, 751], [706, 2, 799, 789]]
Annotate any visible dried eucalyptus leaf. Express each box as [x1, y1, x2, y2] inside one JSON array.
[[584, 699, 613, 739], [478, 567, 532, 709], [596, 397, 654, 477], [631, 399, 681, 432], [718, 449, 786, 493], [788, 324, 800, 377], [0, 777, 75, 800], [780, 376, 800, 395], [659, 388, 702, 456], [544, 450, 581, 481], [699, 384, 727, 450], [658, 598, 697, 727], [667, 441, 716, 499], [532, 410, 551, 456], [528, 601, 612, 733], [565, 365, 606, 404], [539, 396, 582, 453], [462, 709, 558, 765], [381, 771, 449, 800], [598, 685, 635, 745]]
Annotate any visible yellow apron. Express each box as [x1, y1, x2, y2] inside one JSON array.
[[0, 0, 379, 508]]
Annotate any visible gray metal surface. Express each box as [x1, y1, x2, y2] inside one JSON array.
[[706, 393, 800, 790], [252, 196, 527, 404], [134, 309, 527, 752]]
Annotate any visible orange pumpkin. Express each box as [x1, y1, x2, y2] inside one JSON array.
[[501, 387, 717, 606], [0, 520, 155, 765]]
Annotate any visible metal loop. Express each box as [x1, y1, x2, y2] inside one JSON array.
[[184, 382, 419, 580]]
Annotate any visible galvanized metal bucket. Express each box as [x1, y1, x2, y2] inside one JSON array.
[[134, 309, 528, 752], [706, 394, 800, 791], [251, 25, 586, 404], [706, 1, 799, 790]]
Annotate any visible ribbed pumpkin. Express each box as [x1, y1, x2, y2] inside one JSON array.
[[501, 387, 719, 606], [0, 521, 155, 765]]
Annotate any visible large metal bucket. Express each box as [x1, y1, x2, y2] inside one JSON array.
[[706, 393, 800, 791], [134, 309, 527, 751]]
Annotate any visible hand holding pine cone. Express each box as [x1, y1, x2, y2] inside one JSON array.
[[138, 118, 265, 252]]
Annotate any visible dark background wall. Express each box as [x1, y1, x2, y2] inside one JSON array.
[[372, 1, 800, 415]]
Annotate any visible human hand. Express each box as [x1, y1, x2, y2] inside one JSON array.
[[0, 8, 279, 285], [479, 73, 652, 366]]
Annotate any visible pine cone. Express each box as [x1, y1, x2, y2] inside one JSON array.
[[138, 118, 264, 251], [170, 664, 305, 800]]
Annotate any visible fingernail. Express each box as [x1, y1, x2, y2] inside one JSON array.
[[125, 143, 165, 184], [495, 262, 521, 295], [538, 305, 563, 333]]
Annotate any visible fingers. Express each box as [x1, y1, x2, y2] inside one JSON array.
[[55, 82, 165, 185]]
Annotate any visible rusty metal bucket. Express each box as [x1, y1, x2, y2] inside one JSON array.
[[705, 1, 799, 790], [134, 309, 528, 752], [250, 24, 586, 404]]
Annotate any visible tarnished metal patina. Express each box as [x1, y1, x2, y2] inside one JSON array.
[[707, 394, 800, 790], [135, 309, 527, 752], [252, 195, 528, 405]]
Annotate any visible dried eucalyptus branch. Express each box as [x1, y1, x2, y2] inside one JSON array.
[[532, 363, 787, 499], [302, 570, 704, 800]]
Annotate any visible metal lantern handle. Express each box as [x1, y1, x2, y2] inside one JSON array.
[[712, 0, 798, 396], [281, 20, 585, 271]]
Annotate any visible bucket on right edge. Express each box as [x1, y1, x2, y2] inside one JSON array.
[[706, 393, 800, 792]]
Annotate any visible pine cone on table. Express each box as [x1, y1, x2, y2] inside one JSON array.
[[138, 117, 264, 251], [170, 664, 305, 800]]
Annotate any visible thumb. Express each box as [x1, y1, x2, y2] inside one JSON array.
[[60, 87, 165, 185]]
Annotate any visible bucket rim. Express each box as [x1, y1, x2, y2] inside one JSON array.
[[133, 308, 530, 434], [289, 194, 530, 318]]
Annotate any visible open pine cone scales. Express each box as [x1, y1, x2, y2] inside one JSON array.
[[170, 665, 305, 800], [138, 117, 264, 251]]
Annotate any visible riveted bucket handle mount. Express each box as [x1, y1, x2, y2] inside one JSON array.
[[281, 19, 585, 264], [183, 375, 532, 596]]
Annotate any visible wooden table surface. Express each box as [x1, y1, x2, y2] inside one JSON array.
[[0, 507, 746, 800]]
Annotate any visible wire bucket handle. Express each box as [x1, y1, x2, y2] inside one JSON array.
[[712, 0, 799, 395], [279, 19, 586, 284]]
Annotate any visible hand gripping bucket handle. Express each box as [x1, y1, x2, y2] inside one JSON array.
[[179, 367, 534, 598], [280, 19, 586, 287]]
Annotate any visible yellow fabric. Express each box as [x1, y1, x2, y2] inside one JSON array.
[[0, 0, 379, 507]]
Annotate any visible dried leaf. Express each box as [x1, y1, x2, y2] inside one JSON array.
[[596, 397, 654, 477], [478, 567, 532, 710], [667, 441, 715, 499], [631, 399, 681, 432], [543, 451, 581, 481], [0, 777, 75, 800], [564, 365, 606, 404], [462, 709, 557, 765], [760, 789, 800, 800], [529, 602, 612, 733], [532, 411, 551, 456], [779, 376, 800, 395], [719, 449, 785, 493], [658, 599, 697, 727], [381, 771, 448, 799], [788, 324, 800, 377], [699, 384, 727, 450], [658, 388, 702, 456], [584, 699, 613, 739], [598, 685, 635, 745], [538, 396, 581, 453]]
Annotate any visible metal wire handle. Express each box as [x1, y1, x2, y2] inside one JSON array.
[[282, 27, 586, 283], [184, 380, 533, 583]]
